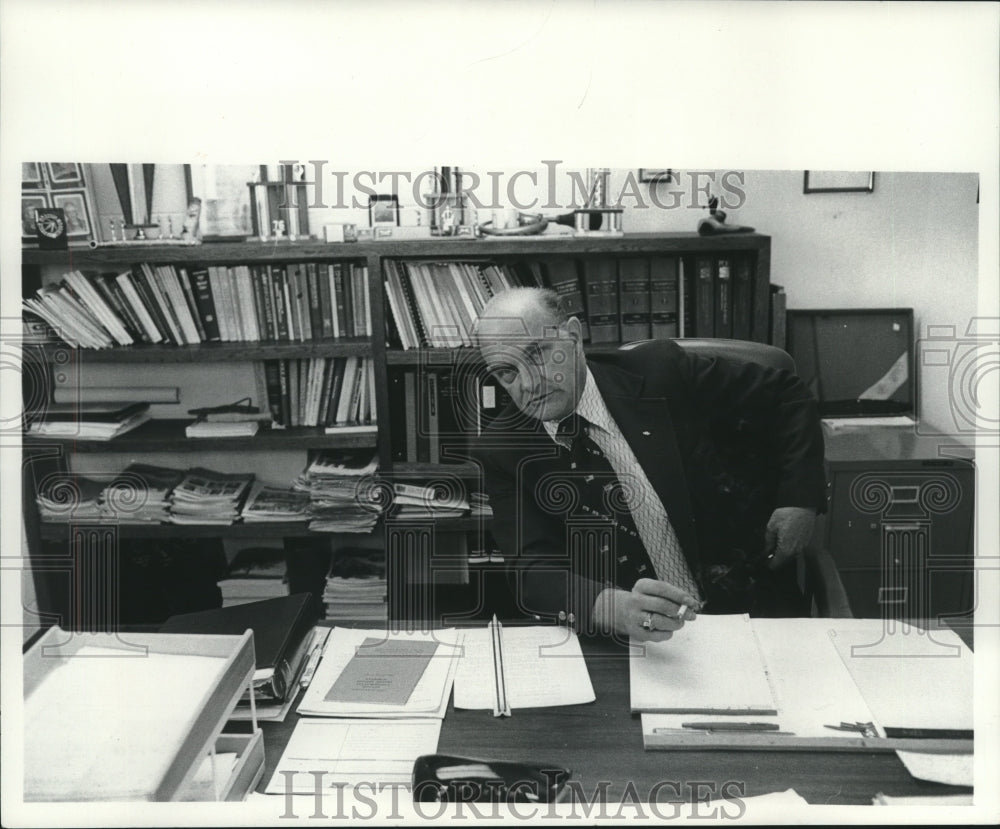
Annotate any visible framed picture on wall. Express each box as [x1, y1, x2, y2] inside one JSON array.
[[47, 162, 84, 188], [368, 194, 400, 227], [803, 171, 875, 194], [185, 164, 257, 240], [22, 193, 50, 241], [639, 169, 676, 183], [52, 191, 94, 239], [22, 163, 44, 188]]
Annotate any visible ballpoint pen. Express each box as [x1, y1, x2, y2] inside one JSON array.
[[681, 721, 781, 732]]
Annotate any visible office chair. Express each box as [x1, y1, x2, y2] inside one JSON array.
[[620, 337, 853, 619]]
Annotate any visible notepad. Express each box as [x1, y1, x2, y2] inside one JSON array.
[[453, 624, 595, 711], [629, 614, 777, 714]]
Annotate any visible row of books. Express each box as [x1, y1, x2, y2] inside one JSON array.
[[263, 356, 376, 431], [558, 254, 770, 345], [382, 253, 769, 350], [384, 260, 533, 349], [388, 367, 511, 463], [23, 261, 371, 349]]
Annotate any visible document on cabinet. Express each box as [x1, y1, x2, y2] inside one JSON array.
[[453, 624, 595, 711]]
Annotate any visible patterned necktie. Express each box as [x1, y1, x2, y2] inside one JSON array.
[[556, 413, 700, 598]]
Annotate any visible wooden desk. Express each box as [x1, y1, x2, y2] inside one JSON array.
[[239, 632, 972, 806]]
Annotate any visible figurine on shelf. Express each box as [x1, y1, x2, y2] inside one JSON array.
[[697, 194, 755, 236], [181, 197, 202, 244]]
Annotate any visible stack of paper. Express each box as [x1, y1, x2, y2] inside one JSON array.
[[293, 451, 382, 533], [218, 547, 287, 606], [453, 624, 595, 711], [322, 550, 387, 623], [26, 401, 151, 440], [185, 420, 260, 438], [170, 468, 254, 525], [99, 463, 185, 524], [297, 627, 462, 719], [391, 482, 470, 519], [240, 483, 310, 523], [36, 475, 105, 522]]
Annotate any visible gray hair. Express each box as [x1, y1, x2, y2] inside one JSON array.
[[472, 287, 570, 345]]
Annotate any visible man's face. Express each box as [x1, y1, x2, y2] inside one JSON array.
[[478, 312, 586, 422]]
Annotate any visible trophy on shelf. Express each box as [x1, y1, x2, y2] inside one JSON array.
[[572, 168, 623, 237]]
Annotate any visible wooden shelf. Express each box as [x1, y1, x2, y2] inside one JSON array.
[[30, 419, 378, 452], [386, 342, 630, 365], [23, 232, 769, 268], [39, 521, 317, 541], [33, 338, 373, 364], [389, 461, 481, 478]]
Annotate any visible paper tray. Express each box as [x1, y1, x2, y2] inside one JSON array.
[[177, 731, 265, 800]]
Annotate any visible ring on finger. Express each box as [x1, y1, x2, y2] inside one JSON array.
[[641, 611, 654, 631]]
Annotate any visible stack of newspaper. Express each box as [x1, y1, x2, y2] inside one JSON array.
[[36, 475, 105, 522], [391, 481, 469, 519], [240, 483, 310, 523], [293, 451, 382, 533], [99, 463, 185, 523], [170, 468, 254, 525], [218, 547, 288, 607]]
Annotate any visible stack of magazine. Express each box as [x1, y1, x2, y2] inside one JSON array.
[[25, 401, 151, 441], [239, 483, 310, 523], [293, 451, 382, 533], [100, 464, 185, 523], [391, 482, 470, 520], [322, 549, 387, 623], [36, 476, 105, 522], [170, 468, 254, 525]]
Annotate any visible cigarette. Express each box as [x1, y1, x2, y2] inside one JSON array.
[[676, 604, 689, 620]]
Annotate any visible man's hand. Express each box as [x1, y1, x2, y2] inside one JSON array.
[[592, 579, 700, 642], [763, 506, 817, 569]]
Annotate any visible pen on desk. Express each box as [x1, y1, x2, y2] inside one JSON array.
[[490, 614, 511, 718], [681, 721, 781, 732], [654, 727, 794, 736]]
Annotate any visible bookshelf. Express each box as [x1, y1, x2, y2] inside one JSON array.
[[22, 232, 772, 626]]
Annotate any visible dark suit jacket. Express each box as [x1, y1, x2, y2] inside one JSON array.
[[474, 339, 827, 628]]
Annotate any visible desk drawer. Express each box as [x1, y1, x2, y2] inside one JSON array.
[[839, 567, 975, 621]]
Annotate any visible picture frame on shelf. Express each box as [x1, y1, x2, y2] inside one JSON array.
[[184, 164, 257, 241], [21, 193, 50, 241], [51, 191, 94, 239], [368, 194, 400, 228], [22, 163, 44, 188], [639, 169, 676, 183], [47, 162, 84, 187], [803, 171, 875, 194]]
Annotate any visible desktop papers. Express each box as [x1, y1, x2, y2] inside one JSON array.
[[297, 628, 462, 718], [265, 718, 441, 793], [630, 614, 777, 714], [453, 625, 595, 711]]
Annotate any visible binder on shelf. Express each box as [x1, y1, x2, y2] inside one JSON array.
[[581, 258, 619, 344], [618, 258, 652, 343], [693, 256, 715, 337], [731, 254, 752, 341], [649, 256, 680, 339], [714, 257, 733, 339], [750, 255, 770, 344], [543, 259, 589, 341]]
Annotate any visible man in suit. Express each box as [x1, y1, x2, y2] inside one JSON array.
[[472, 287, 826, 642]]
